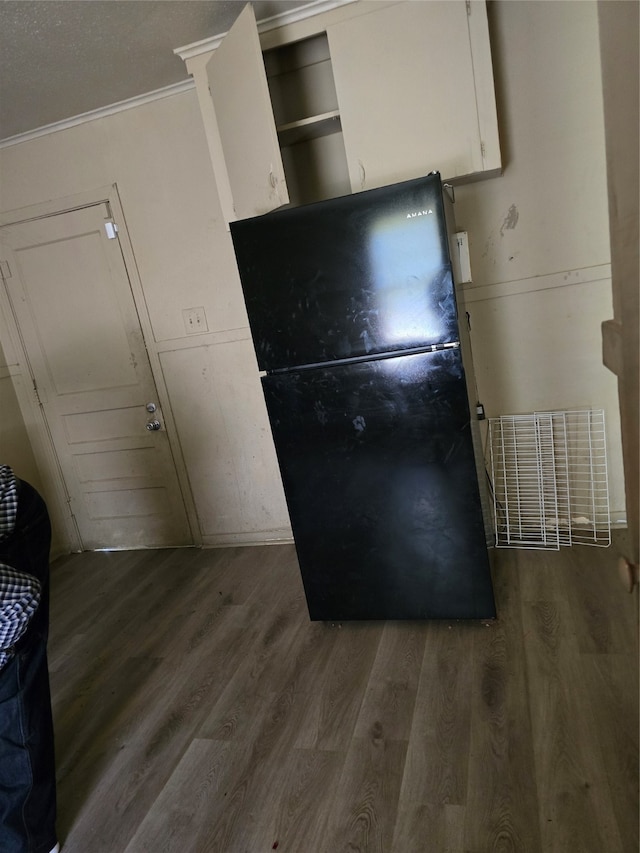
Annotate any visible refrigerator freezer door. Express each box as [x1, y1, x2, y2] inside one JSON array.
[[262, 348, 495, 620], [231, 173, 460, 372]]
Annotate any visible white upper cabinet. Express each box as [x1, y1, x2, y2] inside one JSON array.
[[327, 0, 501, 191], [180, 0, 500, 218], [204, 3, 288, 221]]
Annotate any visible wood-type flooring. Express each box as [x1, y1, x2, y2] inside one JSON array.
[[48, 531, 638, 852]]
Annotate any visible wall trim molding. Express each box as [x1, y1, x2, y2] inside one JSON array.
[[0, 0, 357, 149], [0, 80, 195, 149], [173, 0, 357, 60], [155, 327, 251, 354], [462, 264, 612, 303], [201, 530, 294, 548]]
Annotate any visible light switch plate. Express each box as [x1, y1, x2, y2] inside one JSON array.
[[183, 306, 209, 335]]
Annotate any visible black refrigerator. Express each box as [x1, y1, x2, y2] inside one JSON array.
[[230, 172, 496, 621]]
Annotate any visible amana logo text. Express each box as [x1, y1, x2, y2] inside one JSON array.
[[406, 209, 433, 218]]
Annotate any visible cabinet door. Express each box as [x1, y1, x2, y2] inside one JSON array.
[[206, 3, 288, 219], [327, 0, 501, 190]]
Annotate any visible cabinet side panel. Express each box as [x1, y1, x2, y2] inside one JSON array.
[[467, 0, 502, 174]]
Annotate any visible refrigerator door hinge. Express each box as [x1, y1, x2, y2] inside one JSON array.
[[0, 260, 11, 281], [104, 220, 119, 240]]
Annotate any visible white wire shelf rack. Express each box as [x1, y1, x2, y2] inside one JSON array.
[[487, 409, 611, 550]]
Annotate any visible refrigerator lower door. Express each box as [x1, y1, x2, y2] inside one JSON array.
[[262, 348, 496, 621]]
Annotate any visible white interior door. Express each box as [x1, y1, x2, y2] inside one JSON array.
[[0, 203, 193, 550], [206, 2, 289, 219]]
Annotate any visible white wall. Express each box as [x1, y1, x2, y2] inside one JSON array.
[[455, 0, 625, 517], [0, 89, 290, 547], [0, 338, 43, 489], [0, 0, 626, 550]]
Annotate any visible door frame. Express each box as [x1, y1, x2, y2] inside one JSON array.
[[0, 184, 199, 552]]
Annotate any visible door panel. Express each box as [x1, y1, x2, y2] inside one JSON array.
[[327, 1, 490, 190], [207, 2, 288, 219], [15, 221, 137, 395], [1, 203, 192, 550]]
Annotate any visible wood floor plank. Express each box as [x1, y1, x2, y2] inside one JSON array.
[[323, 732, 408, 853], [565, 543, 638, 655], [522, 596, 625, 852], [196, 571, 311, 742], [46, 537, 638, 852], [54, 604, 250, 850], [126, 738, 344, 853], [463, 624, 542, 853], [354, 621, 426, 742], [49, 548, 160, 645], [266, 747, 345, 851], [580, 653, 639, 850], [197, 687, 327, 851], [123, 737, 246, 853], [395, 622, 476, 822], [53, 653, 166, 839], [310, 623, 382, 752], [391, 802, 465, 853], [52, 548, 300, 849], [463, 549, 543, 853]]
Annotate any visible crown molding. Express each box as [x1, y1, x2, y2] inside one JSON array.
[[174, 0, 357, 60], [0, 0, 357, 150], [0, 79, 195, 150]]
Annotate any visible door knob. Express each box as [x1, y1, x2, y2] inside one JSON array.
[[146, 419, 161, 431]]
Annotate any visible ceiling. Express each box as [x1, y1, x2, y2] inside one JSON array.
[[0, 0, 317, 141]]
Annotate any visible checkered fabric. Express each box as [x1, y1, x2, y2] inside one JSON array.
[[0, 464, 18, 542], [0, 465, 42, 669], [0, 566, 41, 669]]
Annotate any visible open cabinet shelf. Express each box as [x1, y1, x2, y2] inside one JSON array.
[[277, 110, 342, 147], [265, 32, 350, 205]]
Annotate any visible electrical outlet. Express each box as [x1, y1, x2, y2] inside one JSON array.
[[183, 307, 208, 335]]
